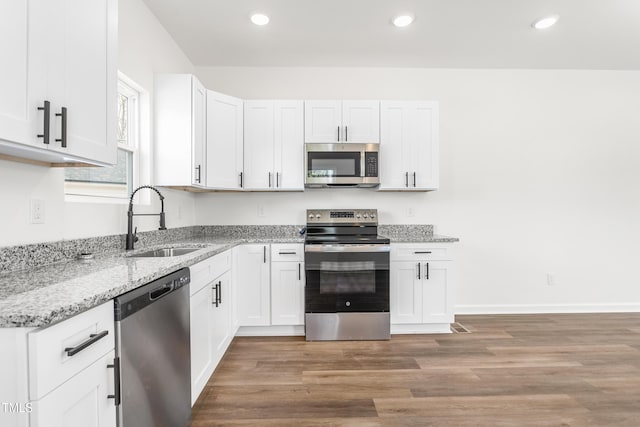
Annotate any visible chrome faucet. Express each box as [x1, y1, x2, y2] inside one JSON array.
[[126, 185, 167, 250]]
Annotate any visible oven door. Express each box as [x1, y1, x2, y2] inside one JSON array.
[[305, 244, 390, 313]]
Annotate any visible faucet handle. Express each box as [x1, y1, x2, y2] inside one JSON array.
[[134, 226, 139, 243]]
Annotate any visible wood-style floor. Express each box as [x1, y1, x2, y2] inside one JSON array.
[[190, 314, 640, 426]]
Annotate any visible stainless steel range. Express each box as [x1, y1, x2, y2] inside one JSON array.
[[304, 209, 391, 341]]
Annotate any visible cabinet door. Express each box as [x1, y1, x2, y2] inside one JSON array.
[[412, 102, 439, 190], [0, 1, 43, 148], [192, 77, 207, 186], [243, 101, 275, 190], [211, 271, 231, 364], [190, 282, 214, 404], [235, 245, 271, 326], [271, 261, 305, 326], [390, 261, 423, 324], [207, 91, 244, 189], [304, 101, 341, 142], [46, 0, 117, 165], [342, 101, 379, 143], [274, 101, 304, 190], [421, 261, 454, 323], [379, 102, 413, 189], [31, 351, 116, 427]]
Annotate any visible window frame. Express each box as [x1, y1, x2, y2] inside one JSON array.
[[64, 72, 147, 204]]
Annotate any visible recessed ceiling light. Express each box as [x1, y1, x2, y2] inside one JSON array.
[[532, 15, 559, 30], [393, 15, 414, 28], [250, 13, 270, 26]]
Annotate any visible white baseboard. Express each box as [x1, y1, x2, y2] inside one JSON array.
[[391, 324, 451, 334], [236, 325, 305, 337], [455, 303, 640, 315]]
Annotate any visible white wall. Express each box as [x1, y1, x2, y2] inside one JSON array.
[[195, 66, 640, 312], [0, 0, 197, 246]]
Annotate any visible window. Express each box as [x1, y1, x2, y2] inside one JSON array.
[[64, 74, 145, 201]]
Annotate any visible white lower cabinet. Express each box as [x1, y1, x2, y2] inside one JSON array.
[[390, 244, 455, 333], [271, 244, 305, 326], [234, 244, 271, 326], [189, 251, 233, 405], [31, 351, 116, 427]]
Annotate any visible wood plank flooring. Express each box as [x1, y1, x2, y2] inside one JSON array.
[[190, 313, 640, 426]]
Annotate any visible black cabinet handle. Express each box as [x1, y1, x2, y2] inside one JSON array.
[[269, 172, 272, 188], [417, 262, 421, 280], [213, 282, 219, 307], [195, 165, 201, 183], [414, 251, 432, 254], [337, 126, 340, 142], [413, 172, 416, 187], [37, 100, 50, 145], [298, 263, 301, 280], [65, 330, 109, 357], [405, 172, 409, 187], [239, 172, 243, 188], [426, 263, 430, 280], [107, 357, 121, 405], [276, 172, 280, 188], [345, 126, 348, 142], [55, 107, 67, 148], [263, 246, 267, 263], [218, 281, 222, 304], [279, 251, 297, 255]]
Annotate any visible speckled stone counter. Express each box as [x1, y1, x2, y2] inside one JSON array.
[[0, 224, 456, 328], [0, 235, 303, 328]]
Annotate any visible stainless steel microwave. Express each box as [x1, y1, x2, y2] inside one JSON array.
[[305, 143, 379, 188]]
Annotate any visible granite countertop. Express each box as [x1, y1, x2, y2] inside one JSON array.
[[0, 237, 302, 329], [0, 227, 458, 329]]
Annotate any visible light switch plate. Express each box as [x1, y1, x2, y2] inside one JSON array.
[[30, 199, 45, 224]]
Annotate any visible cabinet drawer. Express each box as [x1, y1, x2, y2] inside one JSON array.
[[189, 257, 214, 295], [390, 244, 453, 261], [271, 244, 304, 262], [210, 250, 231, 279], [28, 301, 115, 400]]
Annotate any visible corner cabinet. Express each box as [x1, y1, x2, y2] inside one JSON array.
[[244, 101, 304, 191], [0, 0, 117, 167], [379, 101, 439, 191], [234, 244, 271, 326], [270, 244, 305, 326], [390, 244, 455, 334], [304, 100, 379, 143], [206, 91, 244, 190], [155, 74, 207, 189]]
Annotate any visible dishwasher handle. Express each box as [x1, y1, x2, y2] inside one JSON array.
[[149, 282, 174, 301]]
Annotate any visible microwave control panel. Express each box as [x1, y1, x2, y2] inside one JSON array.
[[364, 152, 378, 177]]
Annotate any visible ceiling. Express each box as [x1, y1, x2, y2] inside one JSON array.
[[142, 0, 640, 69]]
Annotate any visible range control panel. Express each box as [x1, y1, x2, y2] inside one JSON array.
[[306, 209, 378, 224]]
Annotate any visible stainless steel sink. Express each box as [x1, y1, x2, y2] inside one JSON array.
[[129, 247, 200, 258]]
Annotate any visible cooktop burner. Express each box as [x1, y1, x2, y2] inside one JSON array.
[[304, 209, 389, 245]]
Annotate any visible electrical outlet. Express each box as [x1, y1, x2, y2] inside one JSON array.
[[547, 273, 557, 286], [30, 199, 45, 224], [257, 205, 266, 217], [407, 207, 415, 217]]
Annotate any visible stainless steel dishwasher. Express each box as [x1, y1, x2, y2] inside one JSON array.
[[114, 268, 191, 427]]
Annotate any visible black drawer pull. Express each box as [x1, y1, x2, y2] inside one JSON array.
[[278, 251, 297, 255], [107, 356, 121, 405], [414, 251, 432, 254], [65, 330, 109, 357]]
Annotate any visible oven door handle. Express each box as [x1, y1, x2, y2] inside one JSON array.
[[304, 244, 391, 253]]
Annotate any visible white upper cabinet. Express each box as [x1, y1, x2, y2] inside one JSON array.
[[155, 74, 207, 188], [0, 0, 117, 166], [206, 91, 244, 190], [244, 101, 304, 191], [304, 100, 379, 143], [379, 101, 439, 191]]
